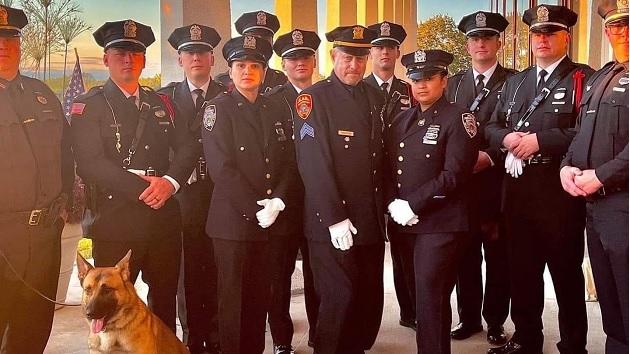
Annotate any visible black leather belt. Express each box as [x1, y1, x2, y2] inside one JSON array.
[[0, 208, 50, 226], [586, 186, 627, 202], [524, 155, 554, 165]]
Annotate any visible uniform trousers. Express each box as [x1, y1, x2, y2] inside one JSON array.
[[393, 231, 461, 354], [268, 234, 319, 346], [92, 233, 181, 333], [213, 238, 272, 354], [455, 221, 510, 328], [586, 192, 628, 354], [389, 222, 416, 323], [0, 218, 62, 354], [308, 241, 384, 354]]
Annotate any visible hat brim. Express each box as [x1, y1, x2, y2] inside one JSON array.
[[466, 29, 501, 38], [281, 48, 316, 59], [105, 41, 146, 52], [529, 24, 568, 34], [228, 53, 268, 67], [371, 38, 401, 47], [335, 46, 370, 57], [407, 68, 446, 81], [605, 14, 629, 26], [179, 44, 213, 53], [0, 29, 21, 37]]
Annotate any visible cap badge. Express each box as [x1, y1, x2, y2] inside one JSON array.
[[475, 12, 487, 27], [414, 50, 426, 63], [124, 20, 137, 38], [243, 35, 257, 49], [292, 30, 304, 46], [537, 6, 549, 22], [380, 22, 391, 36], [256, 11, 267, 26], [352, 26, 364, 40], [0, 7, 7, 26], [190, 25, 202, 41], [618, 0, 629, 10]]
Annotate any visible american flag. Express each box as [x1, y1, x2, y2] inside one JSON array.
[[63, 48, 85, 121]]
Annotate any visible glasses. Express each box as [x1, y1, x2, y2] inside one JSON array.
[[606, 23, 629, 35]]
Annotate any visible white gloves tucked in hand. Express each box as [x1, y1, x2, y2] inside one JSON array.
[[328, 218, 357, 251], [256, 198, 285, 228], [504, 151, 524, 178], [387, 199, 419, 226]]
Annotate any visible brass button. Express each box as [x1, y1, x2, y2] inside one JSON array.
[[397, 169, 402, 175], [372, 152, 376, 157], [239, 146, 245, 151], [344, 144, 349, 149], [524, 122, 530, 127], [399, 142, 405, 148], [344, 137, 350, 142], [398, 156, 404, 162], [425, 154, 430, 158], [374, 187, 378, 192], [265, 158, 270, 163], [397, 183, 401, 188], [265, 173, 271, 179], [342, 200, 346, 204], [373, 169, 377, 175], [266, 189, 272, 195], [107, 195, 113, 199], [144, 144, 150, 150]]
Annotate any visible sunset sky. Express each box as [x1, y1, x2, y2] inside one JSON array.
[[39, 0, 488, 77]]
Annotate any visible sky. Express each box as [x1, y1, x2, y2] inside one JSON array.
[[29, 0, 489, 78]]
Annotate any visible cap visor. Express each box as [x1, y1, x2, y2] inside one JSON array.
[[179, 44, 213, 53], [282, 49, 316, 58], [371, 39, 400, 47], [336, 46, 370, 57], [467, 30, 500, 38], [106, 42, 146, 52], [530, 25, 567, 34], [407, 68, 445, 81], [229, 54, 268, 66], [0, 29, 21, 37]]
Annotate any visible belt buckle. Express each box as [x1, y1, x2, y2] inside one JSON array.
[[28, 209, 42, 226], [146, 168, 156, 177]]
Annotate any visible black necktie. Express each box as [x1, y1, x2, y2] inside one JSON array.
[[193, 88, 205, 113], [475, 74, 485, 96], [128, 95, 138, 110], [380, 82, 389, 104], [537, 69, 548, 93]]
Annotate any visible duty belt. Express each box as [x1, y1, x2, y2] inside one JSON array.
[[524, 154, 554, 165], [0, 208, 51, 227]]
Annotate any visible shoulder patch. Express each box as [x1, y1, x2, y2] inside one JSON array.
[[296, 93, 313, 120], [462, 112, 477, 138], [71, 102, 86, 116], [203, 104, 217, 131]]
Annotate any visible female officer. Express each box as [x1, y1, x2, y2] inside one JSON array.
[[384, 49, 478, 354], [201, 35, 299, 354]]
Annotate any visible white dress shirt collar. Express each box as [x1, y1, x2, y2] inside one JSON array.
[[373, 73, 394, 93], [537, 55, 566, 83], [472, 61, 498, 87]]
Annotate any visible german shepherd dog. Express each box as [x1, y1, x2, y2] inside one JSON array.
[[76, 250, 190, 354]]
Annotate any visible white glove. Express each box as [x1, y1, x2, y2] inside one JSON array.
[[256, 198, 285, 228], [328, 218, 358, 251], [387, 199, 418, 226], [406, 215, 420, 226], [505, 152, 524, 178]]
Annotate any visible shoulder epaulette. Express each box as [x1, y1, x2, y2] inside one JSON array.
[[265, 84, 285, 96], [140, 85, 155, 93], [77, 85, 104, 101]]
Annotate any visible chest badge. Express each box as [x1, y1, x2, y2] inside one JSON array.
[[203, 105, 217, 131], [422, 124, 440, 145], [36, 95, 48, 105], [462, 113, 477, 138], [553, 92, 565, 100], [619, 76, 629, 86], [155, 109, 166, 118], [275, 121, 287, 141]]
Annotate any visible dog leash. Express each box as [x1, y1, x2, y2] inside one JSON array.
[[0, 249, 81, 307]]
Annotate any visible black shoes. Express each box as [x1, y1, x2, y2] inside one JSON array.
[[487, 326, 508, 346], [399, 318, 417, 331], [487, 340, 541, 354], [450, 322, 483, 340], [274, 344, 295, 354]]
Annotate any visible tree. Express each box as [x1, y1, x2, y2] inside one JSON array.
[[416, 14, 468, 75], [0, 0, 15, 6], [59, 15, 89, 93]]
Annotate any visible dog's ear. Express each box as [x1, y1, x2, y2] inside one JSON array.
[[115, 250, 132, 282], [76, 252, 94, 284]]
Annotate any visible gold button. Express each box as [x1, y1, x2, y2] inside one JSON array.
[[373, 169, 377, 174], [266, 173, 271, 179], [375, 187, 378, 192], [372, 152, 376, 157], [342, 200, 346, 204], [265, 158, 270, 163], [240, 146, 245, 151], [398, 156, 404, 162], [399, 142, 405, 148], [107, 195, 113, 199], [344, 137, 350, 142], [425, 154, 430, 158], [344, 144, 349, 149], [397, 183, 401, 188], [397, 169, 402, 175], [266, 189, 272, 195]]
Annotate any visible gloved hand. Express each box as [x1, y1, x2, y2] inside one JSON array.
[[387, 199, 418, 226], [406, 215, 420, 226], [256, 198, 285, 228], [328, 218, 358, 251]]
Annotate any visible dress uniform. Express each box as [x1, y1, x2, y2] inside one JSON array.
[[485, 5, 594, 354], [363, 21, 417, 330], [446, 11, 514, 344], [0, 6, 73, 353], [215, 10, 287, 93], [561, 2, 628, 353], [386, 49, 478, 354], [264, 29, 321, 354], [202, 35, 299, 354], [294, 25, 386, 354], [159, 24, 224, 354], [70, 20, 198, 332]]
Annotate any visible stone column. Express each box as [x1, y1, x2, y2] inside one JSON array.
[[160, 0, 231, 85], [323, 0, 358, 74]]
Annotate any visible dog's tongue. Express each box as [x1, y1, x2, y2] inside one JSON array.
[[90, 318, 105, 334]]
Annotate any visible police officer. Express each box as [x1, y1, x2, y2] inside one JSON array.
[[363, 20, 417, 331], [70, 19, 197, 332], [215, 10, 287, 93], [485, 5, 594, 354], [386, 49, 478, 354], [265, 28, 321, 354], [159, 24, 224, 354], [560, 1, 628, 352], [0, 5, 73, 353], [201, 34, 299, 354], [446, 11, 514, 345], [294, 25, 385, 354]]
